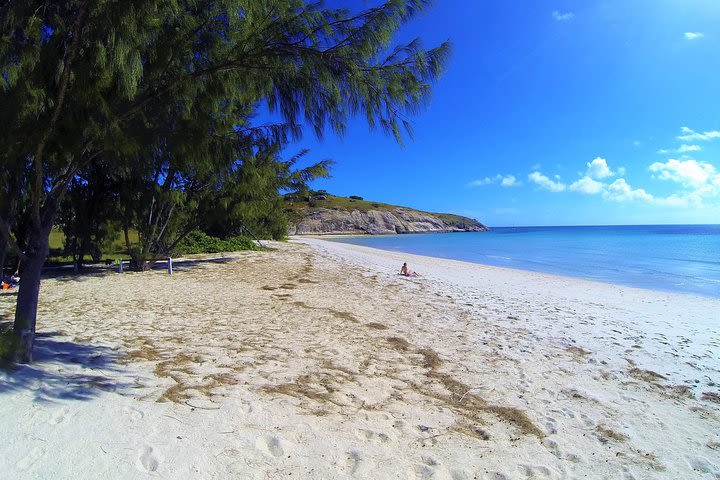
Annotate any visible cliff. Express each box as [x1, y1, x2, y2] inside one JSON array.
[[286, 194, 488, 235]]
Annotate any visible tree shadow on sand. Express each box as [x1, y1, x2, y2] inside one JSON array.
[[45, 255, 239, 282], [0, 329, 132, 403]]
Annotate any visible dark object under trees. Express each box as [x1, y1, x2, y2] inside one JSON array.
[[0, 0, 450, 362]]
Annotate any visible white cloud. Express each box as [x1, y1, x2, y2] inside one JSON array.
[[519, 150, 720, 209], [684, 32, 704, 40], [552, 11, 574, 21], [469, 177, 496, 186], [649, 159, 716, 187], [676, 126, 720, 142], [501, 175, 520, 187], [528, 172, 566, 192], [585, 157, 615, 179], [657, 144, 701, 155], [678, 144, 701, 153], [469, 174, 521, 187], [603, 179, 653, 203], [647, 158, 720, 209], [569, 176, 604, 194], [652, 194, 693, 208]]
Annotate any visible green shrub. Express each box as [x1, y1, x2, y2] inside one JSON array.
[[175, 231, 259, 255], [349, 195, 363, 200], [222, 235, 259, 252]]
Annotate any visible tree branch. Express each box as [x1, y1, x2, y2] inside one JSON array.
[[30, 1, 88, 230], [0, 217, 26, 261]]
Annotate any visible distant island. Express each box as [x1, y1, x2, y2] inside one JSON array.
[[285, 191, 488, 235]]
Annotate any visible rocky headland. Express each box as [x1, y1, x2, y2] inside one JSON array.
[[286, 193, 488, 235]]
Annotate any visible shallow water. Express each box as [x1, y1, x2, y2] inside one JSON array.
[[330, 225, 720, 298]]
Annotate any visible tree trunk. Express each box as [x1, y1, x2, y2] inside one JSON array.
[[13, 225, 52, 363], [0, 235, 7, 280]]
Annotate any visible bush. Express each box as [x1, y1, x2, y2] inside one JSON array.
[[349, 195, 363, 200], [175, 230, 259, 255]]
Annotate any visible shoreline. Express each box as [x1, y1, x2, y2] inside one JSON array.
[[295, 235, 720, 306], [1, 240, 719, 478], [295, 232, 720, 301]]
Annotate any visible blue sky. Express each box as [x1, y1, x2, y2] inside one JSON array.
[[271, 0, 720, 226]]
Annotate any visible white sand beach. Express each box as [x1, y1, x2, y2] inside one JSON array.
[[1, 238, 719, 479]]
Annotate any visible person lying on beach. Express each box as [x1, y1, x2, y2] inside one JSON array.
[[400, 262, 418, 277]]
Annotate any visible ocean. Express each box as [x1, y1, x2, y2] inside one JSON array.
[[330, 225, 720, 298]]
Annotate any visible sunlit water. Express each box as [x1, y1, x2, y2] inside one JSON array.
[[330, 225, 720, 298]]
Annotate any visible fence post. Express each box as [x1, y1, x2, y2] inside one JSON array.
[[167, 257, 173, 275]]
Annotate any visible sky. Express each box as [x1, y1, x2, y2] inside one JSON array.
[[267, 0, 720, 227]]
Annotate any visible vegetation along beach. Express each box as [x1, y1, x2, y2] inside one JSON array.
[[1, 1, 719, 479]]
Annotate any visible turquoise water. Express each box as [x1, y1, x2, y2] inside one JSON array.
[[331, 225, 720, 298]]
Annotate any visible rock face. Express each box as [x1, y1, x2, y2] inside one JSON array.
[[289, 207, 488, 235]]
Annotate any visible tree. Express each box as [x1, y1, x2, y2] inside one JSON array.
[[1, 0, 449, 362], [201, 145, 333, 241], [57, 160, 121, 268]]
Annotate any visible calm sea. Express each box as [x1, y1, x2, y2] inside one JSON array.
[[331, 225, 720, 298]]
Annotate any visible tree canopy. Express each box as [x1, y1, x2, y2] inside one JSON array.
[[0, 0, 449, 362]]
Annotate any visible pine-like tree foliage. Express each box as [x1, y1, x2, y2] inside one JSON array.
[[0, 0, 448, 361], [200, 144, 333, 241]]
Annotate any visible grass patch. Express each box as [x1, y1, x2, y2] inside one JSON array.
[[47, 228, 140, 263], [629, 368, 667, 383], [365, 322, 388, 330], [595, 425, 628, 443], [701, 392, 720, 403]]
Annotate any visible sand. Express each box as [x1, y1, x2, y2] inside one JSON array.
[[0, 238, 719, 479]]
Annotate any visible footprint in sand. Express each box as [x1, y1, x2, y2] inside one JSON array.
[[544, 417, 557, 435], [50, 406, 71, 425], [16, 446, 46, 470], [355, 428, 391, 444], [122, 406, 145, 421], [519, 464, 553, 478], [232, 398, 254, 414], [410, 464, 436, 480], [483, 472, 511, 480], [579, 413, 595, 428], [344, 450, 362, 475], [256, 435, 284, 457], [541, 438, 562, 458], [564, 452, 582, 464], [685, 455, 719, 476], [450, 470, 472, 480], [392, 419, 410, 435], [138, 446, 159, 472], [560, 408, 575, 419], [621, 467, 638, 480]]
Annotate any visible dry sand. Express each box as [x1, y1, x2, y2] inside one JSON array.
[[0, 238, 719, 479]]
